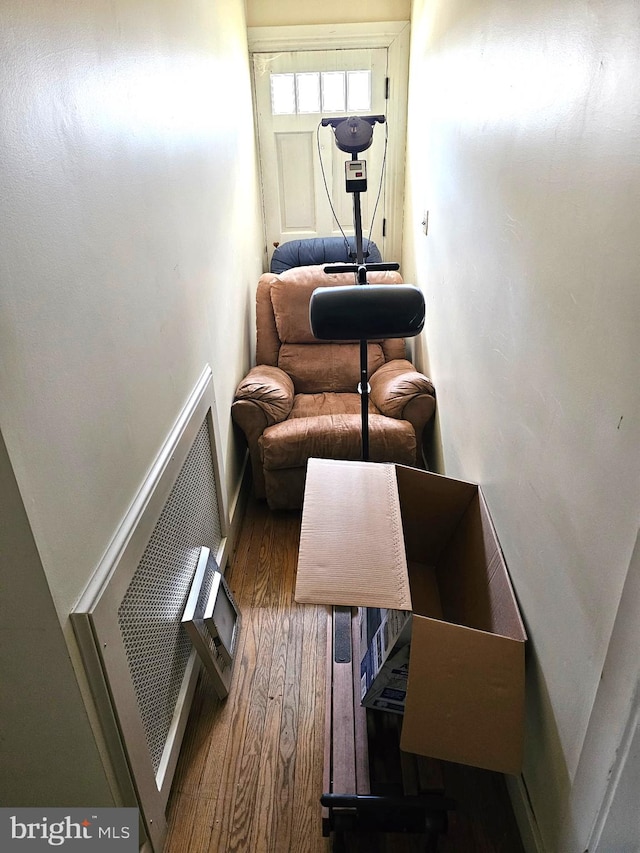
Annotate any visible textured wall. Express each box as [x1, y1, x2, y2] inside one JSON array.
[[404, 0, 640, 849], [0, 0, 262, 619], [0, 0, 262, 804]]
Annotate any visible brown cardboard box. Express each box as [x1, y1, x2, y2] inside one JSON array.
[[295, 458, 527, 775]]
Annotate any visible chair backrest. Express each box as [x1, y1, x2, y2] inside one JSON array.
[[256, 265, 406, 394]]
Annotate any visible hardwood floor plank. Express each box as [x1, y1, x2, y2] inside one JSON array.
[[172, 499, 274, 851], [289, 601, 330, 852], [248, 516, 299, 851], [164, 793, 217, 853], [212, 596, 276, 848]]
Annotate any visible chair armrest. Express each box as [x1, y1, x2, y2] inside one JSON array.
[[233, 365, 294, 425], [370, 360, 435, 419], [370, 360, 436, 467], [232, 366, 295, 501]]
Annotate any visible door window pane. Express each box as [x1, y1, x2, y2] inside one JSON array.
[[321, 72, 346, 112], [270, 73, 296, 115], [296, 73, 321, 114], [347, 71, 371, 111], [271, 69, 372, 115]]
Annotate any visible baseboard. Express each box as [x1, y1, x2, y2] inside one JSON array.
[[506, 774, 546, 853], [225, 454, 251, 568]]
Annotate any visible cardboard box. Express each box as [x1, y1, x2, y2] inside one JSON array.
[[295, 458, 527, 775], [359, 606, 412, 712]]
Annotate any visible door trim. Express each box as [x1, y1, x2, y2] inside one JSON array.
[[247, 21, 409, 52], [248, 22, 410, 268]]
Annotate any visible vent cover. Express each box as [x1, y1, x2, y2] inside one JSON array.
[[72, 367, 228, 851], [117, 418, 221, 773]]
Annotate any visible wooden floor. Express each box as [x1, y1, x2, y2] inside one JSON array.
[[165, 496, 525, 853]]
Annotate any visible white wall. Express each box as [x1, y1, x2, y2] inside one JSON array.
[[0, 0, 263, 804], [246, 0, 410, 27], [0, 434, 113, 805], [404, 0, 640, 850]]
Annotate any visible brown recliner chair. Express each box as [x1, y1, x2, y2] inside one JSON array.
[[232, 264, 436, 510]]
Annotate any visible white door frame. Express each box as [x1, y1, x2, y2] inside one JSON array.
[[248, 22, 411, 268], [584, 528, 640, 852]]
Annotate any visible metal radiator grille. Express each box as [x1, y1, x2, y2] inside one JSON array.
[[118, 417, 221, 774]]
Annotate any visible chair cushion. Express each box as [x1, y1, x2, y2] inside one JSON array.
[[278, 343, 385, 393], [256, 266, 408, 365], [271, 279, 318, 344], [290, 392, 379, 418], [270, 275, 386, 345], [259, 414, 416, 471]]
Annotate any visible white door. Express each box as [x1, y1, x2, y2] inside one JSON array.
[[252, 48, 395, 265]]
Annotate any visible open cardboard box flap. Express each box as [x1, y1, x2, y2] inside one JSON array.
[[296, 459, 411, 609], [295, 458, 527, 775]]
